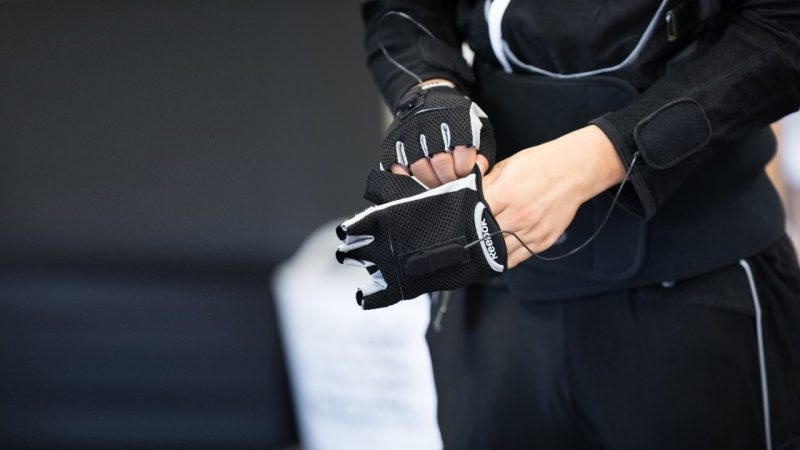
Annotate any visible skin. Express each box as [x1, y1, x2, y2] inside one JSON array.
[[391, 79, 625, 269], [482, 125, 625, 268], [389, 78, 490, 186]]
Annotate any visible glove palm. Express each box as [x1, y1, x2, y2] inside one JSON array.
[[336, 168, 507, 310]]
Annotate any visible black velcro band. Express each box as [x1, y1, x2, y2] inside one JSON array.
[[634, 98, 711, 170], [403, 238, 468, 278]]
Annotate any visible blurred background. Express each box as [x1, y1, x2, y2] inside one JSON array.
[[0, 1, 378, 448], [0, 1, 798, 449]]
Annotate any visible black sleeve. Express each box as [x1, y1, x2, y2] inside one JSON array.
[[361, 0, 475, 109], [590, 0, 800, 219]]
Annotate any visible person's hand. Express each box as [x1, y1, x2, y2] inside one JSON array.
[[390, 147, 489, 186], [381, 79, 494, 187], [482, 125, 625, 268]]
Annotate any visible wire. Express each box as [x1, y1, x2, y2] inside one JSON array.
[[465, 152, 640, 261], [377, 11, 441, 85], [378, 10, 641, 264]]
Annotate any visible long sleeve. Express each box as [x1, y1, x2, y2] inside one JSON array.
[[361, 0, 473, 109], [591, 0, 800, 219]]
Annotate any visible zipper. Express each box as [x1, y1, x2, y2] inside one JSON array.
[[431, 290, 452, 332]]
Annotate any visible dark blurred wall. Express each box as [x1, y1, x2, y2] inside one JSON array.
[[0, 1, 383, 448], [0, 0, 382, 264]]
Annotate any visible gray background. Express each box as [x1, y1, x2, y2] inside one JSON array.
[[0, 0, 383, 265], [0, 1, 386, 448]]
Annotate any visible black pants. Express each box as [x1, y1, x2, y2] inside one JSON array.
[[426, 236, 800, 450]]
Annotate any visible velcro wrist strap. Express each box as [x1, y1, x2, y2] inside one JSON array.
[[633, 98, 711, 170]]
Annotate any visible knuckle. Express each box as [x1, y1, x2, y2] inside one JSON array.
[[430, 154, 451, 168], [513, 207, 530, 225], [410, 159, 427, 171]]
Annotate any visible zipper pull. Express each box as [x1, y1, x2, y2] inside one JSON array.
[[432, 290, 452, 332]]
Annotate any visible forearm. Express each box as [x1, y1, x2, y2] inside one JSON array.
[[560, 125, 626, 202], [594, 0, 800, 218], [361, 0, 472, 108]]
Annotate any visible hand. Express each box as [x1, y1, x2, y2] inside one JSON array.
[[381, 78, 494, 187], [390, 147, 490, 187], [336, 168, 505, 309], [482, 125, 625, 268]]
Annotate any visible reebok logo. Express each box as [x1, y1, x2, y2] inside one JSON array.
[[473, 202, 504, 272], [480, 217, 498, 261]]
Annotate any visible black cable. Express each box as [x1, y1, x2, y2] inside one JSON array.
[[377, 11, 440, 85], [465, 152, 640, 261], [379, 10, 641, 264]]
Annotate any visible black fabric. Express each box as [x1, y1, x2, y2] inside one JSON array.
[[361, 0, 471, 107], [475, 62, 785, 300], [473, 63, 647, 286], [336, 168, 506, 309], [405, 240, 469, 277], [634, 98, 712, 170], [597, 0, 800, 217], [362, 0, 800, 218], [380, 85, 496, 171], [363, 168, 428, 204], [418, 35, 476, 85], [0, 262, 297, 450], [426, 235, 800, 450]]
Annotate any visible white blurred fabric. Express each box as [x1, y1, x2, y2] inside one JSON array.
[[780, 111, 800, 187], [273, 220, 442, 450]]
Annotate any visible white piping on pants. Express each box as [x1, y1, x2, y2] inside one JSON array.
[[739, 259, 773, 450]]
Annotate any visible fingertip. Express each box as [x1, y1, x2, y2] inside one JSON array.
[[431, 152, 458, 183], [410, 158, 442, 187], [390, 164, 410, 175], [476, 155, 490, 175], [452, 146, 477, 178], [503, 238, 520, 269]]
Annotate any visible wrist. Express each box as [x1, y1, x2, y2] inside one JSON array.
[[560, 125, 626, 202], [589, 124, 626, 188], [395, 78, 459, 113]]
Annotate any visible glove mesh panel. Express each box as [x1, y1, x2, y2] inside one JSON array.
[[380, 86, 496, 170]]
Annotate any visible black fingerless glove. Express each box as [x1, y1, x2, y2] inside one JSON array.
[[380, 84, 496, 171], [335, 167, 507, 310]]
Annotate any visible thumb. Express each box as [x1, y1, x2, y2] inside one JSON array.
[[476, 155, 490, 175], [390, 163, 410, 176]]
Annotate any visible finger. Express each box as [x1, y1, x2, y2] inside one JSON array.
[[507, 246, 531, 269], [476, 155, 490, 175], [534, 233, 560, 255], [502, 232, 521, 263], [390, 164, 410, 176], [358, 284, 399, 310], [503, 233, 540, 269], [507, 231, 559, 268], [505, 232, 542, 268], [431, 152, 457, 184], [453, 146, 477, 177], [410, 158, 442, 188]]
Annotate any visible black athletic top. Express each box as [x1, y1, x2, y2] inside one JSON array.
[[362, 0, 800, 219]]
